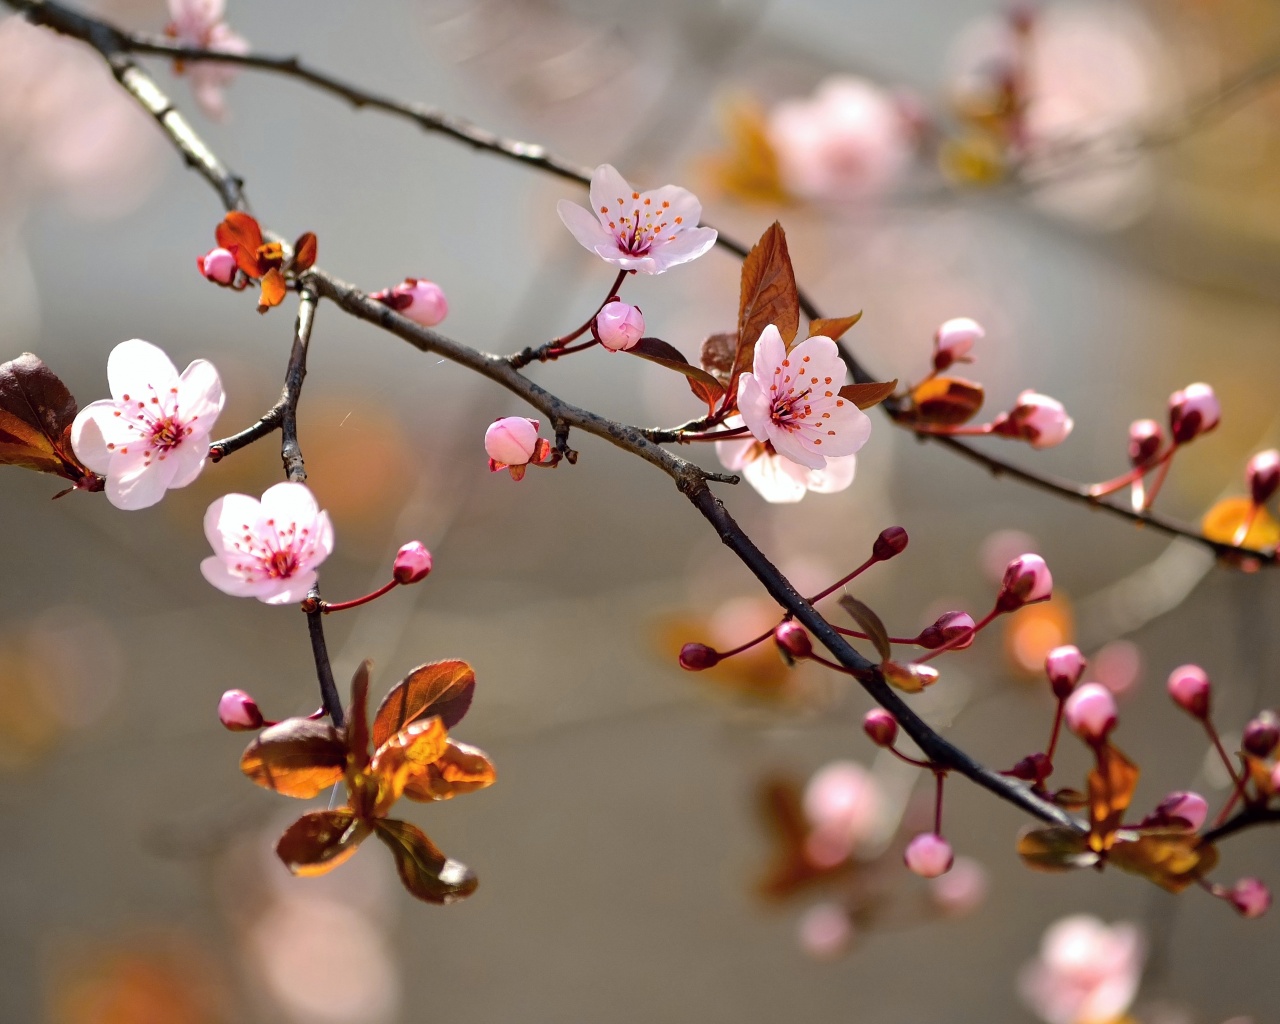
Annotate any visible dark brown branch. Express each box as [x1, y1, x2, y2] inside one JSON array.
[[305, 598, 344, 729], [1202, 805, 1280, 845], [279, 283, 318, 483]]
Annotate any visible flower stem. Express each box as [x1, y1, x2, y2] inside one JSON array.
[[305, 591, 344, 727], [1044, 700, 1065, 764], [508, 269, 627, 367], [322, 579, 399, 613]]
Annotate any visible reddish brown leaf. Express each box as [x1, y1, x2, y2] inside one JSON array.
[[838, 379, 898, 411], [373, 818, 478, 904], [290, 231, 317, 272], [370, 716, 450, 810], [402, 741, 497, 802], [276, 809, 369, 877], [908, 377, 985, 427], [1108, 830, 1218, 893], [256, 268, 288, 314], [838, 595, 891, 662], [881, 660, 938, 693], [699, 331, 738, 383], [346, 660, 372, 769], [734, 223, 800, 387], [1087, 742, 1140, 853], [808, 314, 862, 341], [0, 353, 95, 484], [240, 719, 346, 798], [372, 659, 475, 749], [215, 211, 264, 276], [1017, 825, 1096, 872], [629, 338, 727, 415]]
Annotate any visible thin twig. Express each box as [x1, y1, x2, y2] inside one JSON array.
[[279, 283, 318, 483], [1202, 805, 1280, 845]]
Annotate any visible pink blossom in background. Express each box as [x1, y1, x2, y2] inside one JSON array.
[[165, 0, 249, 120], [1091, 639, 1142, 697], [1168, 382, 1221, 444], [797, 903, 853, 960], [737, 325, 872, 471], [1019, 915, 1145, 1024], [802, 761, 883, 866], [929, 856, 988, 915], [71, 338, 224, 510], [715, 416, 857, 503], [1000, 391, 1074, 448], [201, 482, 335, 605], [557, 164, 717, 274], [766, 76, 913, 202]]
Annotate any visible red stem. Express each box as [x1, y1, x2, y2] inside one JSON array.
[[322, 579, 399, 613], [1044, 700, 1065, 764]]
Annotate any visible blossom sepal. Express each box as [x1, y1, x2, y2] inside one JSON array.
[[213, 212, 317, 313]]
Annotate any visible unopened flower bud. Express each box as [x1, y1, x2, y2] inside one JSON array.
[[392, 541, 433, 584], [862, 708, 898, 747], [1007, 752, 1052, 783], [218, 688, 264, 731], [1064, 682, 1117, 743], [1229, 877, 1271, 919], [932, 317, 984, 372], [1242, 712, 1279, 758], [1246, 449, 1280, 506], [1045, 644, 1086, 699], [1167, 664, 1211, 719], [594, 300, 645, 352], [485, 416, 541, 469], [1146, 790, 1208, 831], [1168, 382, 1220, 444], [679, 642, 721, 671], [873, 525, 909, 561], [997, 391, 1074, 449], [916, 610, 976, 651], [197, 247, 237, 286], [774, 621, 812, 661], [996, 553, 1053, 612], [371, 278, 448, 327], [1127, 419, 1163, 468], [904, 833, 954, 878]]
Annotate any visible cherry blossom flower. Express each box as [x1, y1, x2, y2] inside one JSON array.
[[201, 482, 335, 605], [70, 338, 224, 510], [716, 415, 858, 503], [1019, 915, 1145, 1024], [803, 761, 884, 866], [165, 0, 249, 120], [557, 164, 717, 274], [735, 326, 872, 473]]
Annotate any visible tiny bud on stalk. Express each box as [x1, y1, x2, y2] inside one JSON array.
[[904, 833, 954, 878], [996, 553, 1053, 612], [994, 391, 1074, 449], [594, 301, 645, 352], [932, 317, 984, 372], [1044, 644, 1086, 699], [218, 689, 264, 731], [370, 278, 449, 327], [1230, 878, 1271, 919], [679, 643, 721, 671], [1246, 449, 1280, 505], [916, 610, 976, 650], [774, 621, 812, 660], [1242, 712, 1279, 758], [862, 708, 898, 747], [392, 541, 433, 584], [1146, 790, 1208, 831], [1063, 682, 1117, 743], [1127, 419, 1163, 467], [873, 525, 909, 562], [1167, 664, 1211, 719], [1168, 382, 1220, 445], [197, 247, 237, 286]]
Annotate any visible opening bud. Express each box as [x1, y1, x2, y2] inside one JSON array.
[[594, 300, 645, 352], [1229, 877, 1271, 919], [774, 621, 812, 661], [862, 708, 899, 747], [904, 833, 954, 878], [1246, 449, 1280, 506], [916, 610, 976, 651], [679, 643, 721, 671], [1127, 419, 1163, 468], [1063, 682, 1117, 743], [1006, 752, 1052, 784], [392, 541, 433, 584], [1242, 712, 1279, 758], [218, 688, 264, 731], [996, 553, 1053, 612], [485, 416, 543, 473], [1044, 644, 1086, 699], [932, 317, 984, 372], [993, 391, 1074, 449], [872, 525, 909, 562], [1168, 382, 1220, 444], [1143, 790, 1208, 832], [370, 278, 448, 328], [1167, 664, 1211, 719], [197, 247, 237, 286]]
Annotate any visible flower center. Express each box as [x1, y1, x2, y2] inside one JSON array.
[[602, 193, 684, 256], [770, 387, 813, 430], [149, 416, 186, 451], [267, 549, 298, 579]]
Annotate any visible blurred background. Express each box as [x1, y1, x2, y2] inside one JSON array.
[[2, 0, 1280, 1021]]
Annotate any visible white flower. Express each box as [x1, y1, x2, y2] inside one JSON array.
[[716, 416, 856, 503], [735, 325, 872, 471], [201, 482, 335, 605], [71, 339, 224, 510], [557, 164, 718, 274], [1019, 915, 1145, 1024]]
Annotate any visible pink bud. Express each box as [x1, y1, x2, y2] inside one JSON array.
[[218, 688, 264, 731], [679, 643, 721, 671], [904, 833, 954, 878], [932, 317, 984, 371], [485, 416, 541, 469], [1045, 645, 1086, 699], [594, 300, 645, 352], [1229, 877, 1271, 919], [392, 541, 433, 584], [929, 856, 987, 915], [873, 525, 909, 561], [774, 621, 812, 661], [1242, 712, 1279, 758], [994, 391, 1073, 449], [1168, 382, 1220, 444], [1127, 419, 1163, 468], [1167, 664, 1211, 719], [371, 278, 449, 327], [197, 247, 237, 286], [862, 708, 898, 747], [1247, 449, 1280, 505], [1064, 682, 1117, 743], [1146, 790, 1208, 831], [996, 553, 1053, 612], [916, 610, 976, 651]]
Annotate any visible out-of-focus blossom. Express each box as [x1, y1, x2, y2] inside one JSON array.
[[1064, 682, 1117, 742], [904, 833, 954, 878], [1044, 644, 1086, 697], [933, 317, 984, 372], [862, 708, 898, 748], [802, 760, 883, 867], [996, 391, 1074, 448], [929, 856, 988, 915], [71, 339, 224, 510], [1167, 663, 1211, 719], [1091, 639, 1142, 697], [165, 0, 249, 120], [797, 902, 854, 960], [1168, 382, 1221, 445], [594, 300, 644, 352], [201, 482, 334, 604], [197, 246, 237, 286], [716, 416, 858, 503], [997, 553, 1054, 611], [557, 163, 717, 274], [1247, 449, 1280, 505], [1229, 878, 1271, 919], [766, 76, 913, 202], [1019, 914, 1145, 1024], [1142, 790, 1208, 832], [1128, 419, 1163, 467], [370, 278, 449, 328]]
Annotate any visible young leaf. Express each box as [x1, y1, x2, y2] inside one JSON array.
[[1107, 830, 1219, 893], [908, 377, 985, 426], [699, 331, 737, 383], [1016, 825, 1096, 872], [808, 314, 862, 341], [290, 231, 318, 273], [347, 660, 372, 769], [402, 741, 497, 802], [240, 719, 346, 798], [257, 268, 288, 314], [215, 211, 265, 276], [629, 338, 727, 415], [1086, 743, 1140, 853], [276, 810, 369, 877], [838, 380, 898, 411], [733, 223, 800, 386], [374, 818, 478, 904], [0, 353, 96, 485], [838, 595, 891, 661], [372, 659, 476, 749]]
